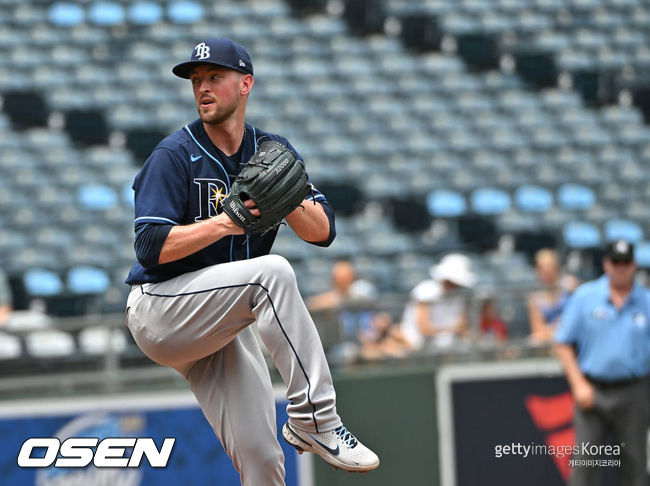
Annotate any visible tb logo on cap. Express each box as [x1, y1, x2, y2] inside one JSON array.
[[194, 42, 211, 60]]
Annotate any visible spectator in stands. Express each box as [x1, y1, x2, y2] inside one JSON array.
[[400, 253, 477, 350], [555, 240, 649, 486], [356, 310, 411, 359], [0, 269, 13, 326], [527, 249, 578, 343], [306, 260, 376, 314], [307, 260, 410, 360], [479, 297, 508, 342]]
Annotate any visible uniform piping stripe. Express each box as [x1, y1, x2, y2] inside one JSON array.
[[135, 216, 179, 225], [138, 282, 320, 432], [285, 423, 311, 447], [183, 124, 231, 187]]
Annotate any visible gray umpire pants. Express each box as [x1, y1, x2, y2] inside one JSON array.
[[570, 377, 649, 486], [126, 255, 342, 486]]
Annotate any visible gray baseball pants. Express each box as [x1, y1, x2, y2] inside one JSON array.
[[570, 377, 649, 486], [126, 255, 342, 486]]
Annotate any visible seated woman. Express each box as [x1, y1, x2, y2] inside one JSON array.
[[527, 249, 578, 343], [400, 253, 476, 350]]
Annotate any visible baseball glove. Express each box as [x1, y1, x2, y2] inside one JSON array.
[[222, 140, 312, 235]]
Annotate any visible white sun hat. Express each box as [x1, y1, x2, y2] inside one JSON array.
[[430, 253, 477, 288]]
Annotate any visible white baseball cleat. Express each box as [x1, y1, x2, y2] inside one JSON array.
[[282, 422, 380, 473]]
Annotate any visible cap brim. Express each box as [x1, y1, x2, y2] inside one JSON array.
[[172, 60, 252, 79], [608, 255, 634, 264], [172, 61, 210, 79]]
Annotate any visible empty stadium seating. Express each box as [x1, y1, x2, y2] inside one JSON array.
[[0, 0, 648, 326]]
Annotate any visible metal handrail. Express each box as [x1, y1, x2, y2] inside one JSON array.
[[0, 285, 556, 399]]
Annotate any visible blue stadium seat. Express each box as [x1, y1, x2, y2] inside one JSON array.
[[23, 268, 64, 297], [77, 184, 119, 211], [634, 241, 650, 268], [440, 12, 481, 36], [603, 218, 643, 243], [48, 3, 85, 27], [0, 228, 29, 257], [122, 182, 135, 208], [128, 2, 163, 25], [67, 266, 111, 295], [600, 106, 644, 127], [426, 189, 467, 218], [514, 184, 553, 213], [556, 183, 596, 211], [168, 1, 203, 24], [5, 0, 650, 320], [34, 227, 76, 252], [88, 2, 125, 26], [533, 30, 571, 51], [563, 221, 601, 249], [470, 187, 511, 215]]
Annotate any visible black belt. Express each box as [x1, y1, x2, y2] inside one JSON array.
[[585, 374, 648, 388]]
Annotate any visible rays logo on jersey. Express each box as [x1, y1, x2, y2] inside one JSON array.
[[194, 178, 228, 221]]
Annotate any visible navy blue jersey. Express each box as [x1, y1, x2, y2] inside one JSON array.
[[126, 119, 333, 284]]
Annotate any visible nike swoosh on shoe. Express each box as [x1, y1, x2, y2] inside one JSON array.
[[310, 435, 340, 456]]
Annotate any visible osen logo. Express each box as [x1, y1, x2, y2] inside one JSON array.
[[18, 437, 175, 468], [22, 411, 175, 486]]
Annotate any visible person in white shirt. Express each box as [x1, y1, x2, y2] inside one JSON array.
[[401, 254, 477, 350]]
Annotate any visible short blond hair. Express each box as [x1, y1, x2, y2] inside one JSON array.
[[534, 248, 558, 268]]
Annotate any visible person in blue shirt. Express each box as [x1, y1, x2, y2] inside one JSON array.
[[555, 240, 649, 486], [124, 38, 379, 485], [527, 248, 578, 343]]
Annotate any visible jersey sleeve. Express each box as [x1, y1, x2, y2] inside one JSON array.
[[285, 139, 337, 247], [134, 222, 173, 268], [132, 147, 190, 226], [285, 140, 328, 205]]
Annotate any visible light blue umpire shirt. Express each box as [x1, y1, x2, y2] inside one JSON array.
[[556, 275, 650, 382]]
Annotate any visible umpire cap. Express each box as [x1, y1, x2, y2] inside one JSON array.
[[605, 240, 635, 263], [172, 38, 253, 79]]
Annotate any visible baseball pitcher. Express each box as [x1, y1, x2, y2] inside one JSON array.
[[124, 38, 380, 485]]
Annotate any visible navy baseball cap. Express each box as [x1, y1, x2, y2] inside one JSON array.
[[172, 38, 253, 79], [605, 240, 635, 263]]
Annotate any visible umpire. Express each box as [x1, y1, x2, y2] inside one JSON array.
[[555, 240, 650, 486]]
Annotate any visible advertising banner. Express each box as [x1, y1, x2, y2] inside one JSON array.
[[437, 359, 649, 486], [0, 390, 303, 486]]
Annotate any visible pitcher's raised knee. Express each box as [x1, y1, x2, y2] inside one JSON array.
[[259, 254, 296, 284]]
